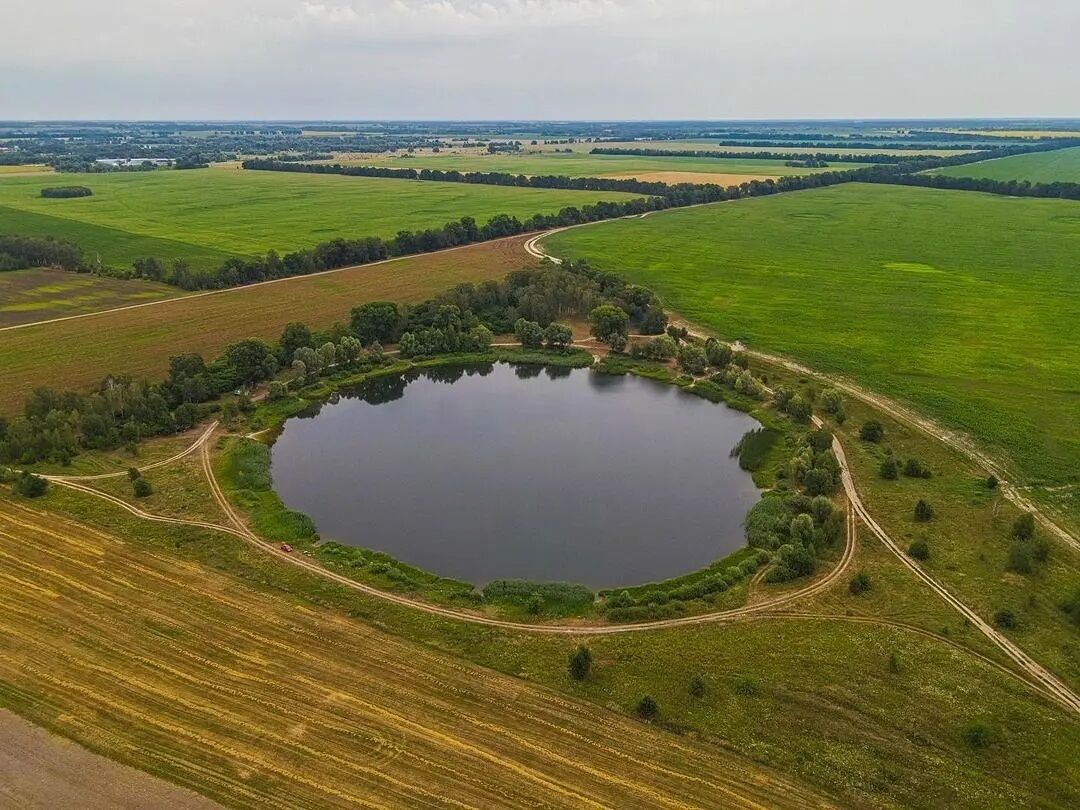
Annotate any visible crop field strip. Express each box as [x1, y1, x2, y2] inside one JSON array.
[[541, 183, 1080, 494], [0, 237, 533, 414], [0, 497, 831, 809], [0, 267, 180, 327], [931, 145, 1080, 182], [0, 167, 642, 271], [331, 150, 868, 180]]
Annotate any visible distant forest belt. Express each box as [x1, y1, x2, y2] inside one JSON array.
[[0, 237, 532, 415]]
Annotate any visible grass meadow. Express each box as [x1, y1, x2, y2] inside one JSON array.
[[932, 145, 1080, 183], [0, 167, 641, 270], [543, 183, 1080, 491]]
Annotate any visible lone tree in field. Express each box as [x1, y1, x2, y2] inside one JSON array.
[[1012, 512, 1036, 541], [635, 695, 659, 721], [589, 304, 629, 345], [849, 571, 871, 595], [914, 499, 935, 522], [133, 478, 153, 498], [568, 645, 593, 681], [880, 454, 899, 480], [859, 420, 884, 443], [908, 539, 930, 560]]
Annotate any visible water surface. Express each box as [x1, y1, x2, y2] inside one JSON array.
[[271, 363, 762, 589]]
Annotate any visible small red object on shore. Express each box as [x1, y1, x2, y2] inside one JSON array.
[[280, 543, 293, 553]]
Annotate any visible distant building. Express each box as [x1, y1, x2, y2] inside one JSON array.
[[95, 157, 175, 167]]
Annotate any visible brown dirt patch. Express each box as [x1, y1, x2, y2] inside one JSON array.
[[0, 710, 221, 809]]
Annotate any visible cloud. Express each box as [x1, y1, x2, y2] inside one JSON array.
[[1, 0, 1078, 118]]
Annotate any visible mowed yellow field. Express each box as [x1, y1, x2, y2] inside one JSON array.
[[0, 496, 829, 809], [0, 237, 534, 414]]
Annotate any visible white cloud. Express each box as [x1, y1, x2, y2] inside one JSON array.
[[1, 0, 1078, 118]]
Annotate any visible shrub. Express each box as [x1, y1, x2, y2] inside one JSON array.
[[859, 421, 884, 443], [733, 675, 759, 696], [992, 609, 1018, 629], [1061, 587, 1080, 627], [542, 322, 574, 351], [962, 721, 994, 749], [514, 317, 545, 349], [808, 428, 832, 453], [40, 185, 93, 198], [132, 478, 153, 498], [127, 467, 141, 481], [267, 381, 288, 401], [688, 676, 706, 698], [907, 539, 930, 560], [986, 475, 998, 490], [526, 591, 543, 615], [568, 645, 593, 681], [787, 394, 812, 423], [903, 458, 932, 478], [849, 571, 871, 595], [914, 499, 934, 522], [819, 388, 843, 415], [704, 338, 732, 368], [635, 695, 659, 720], [880, 455, 899, 480], [12, 472, 48, 498], [1012, 513, 1035, 541]]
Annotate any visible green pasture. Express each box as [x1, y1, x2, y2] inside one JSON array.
[[931, 145, 1080, 183], [543, 183, 1080, 491], [0, 167, 641, 270]]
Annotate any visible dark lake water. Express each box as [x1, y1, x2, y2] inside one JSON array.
[[270, 363, 763, 589]]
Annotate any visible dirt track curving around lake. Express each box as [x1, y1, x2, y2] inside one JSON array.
[[35, 414, 1077, 714]]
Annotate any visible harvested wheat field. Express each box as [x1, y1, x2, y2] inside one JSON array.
[[601, 171, 772, 185], [0, 497, 829, 809], [0, 237, 534, 414]]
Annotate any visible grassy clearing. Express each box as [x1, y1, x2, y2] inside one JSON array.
[[5, 480, 1078, 808], [0, 237, 533, 414], [543, 184, 1080, 500], [335, 150, 865, 179], [0, 267, 179, 327], [0, 168, 641, 271], [932, 145, 1080, 183], [0, 495, 825, 809]]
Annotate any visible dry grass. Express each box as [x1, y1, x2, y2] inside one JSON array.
[[0, 496, 828, 809], [0, 237, 534, 414], [0, 268, 178, 328]]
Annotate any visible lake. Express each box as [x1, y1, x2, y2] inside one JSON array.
[[270, 363, 763, 589]]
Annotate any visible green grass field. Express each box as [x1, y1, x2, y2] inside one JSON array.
[[932, 146, 1080, 183], [340, 150, 870, 180], [0, 167, 641, 270], [543, 183, 1080, 493], [547, 139, 978, 157]]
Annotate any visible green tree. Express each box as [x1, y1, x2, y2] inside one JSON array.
[[568, 645, 593, 681], [704, 337, 732, 368], [1012, 512, 1036, 541], [849, 571, 871, 595], [277, 321, 312, 364], [914, 500, 934, 522], [688, 676, 706, 698], [859, 420, 884, 443], [787, 394, 812, 423], [542, 322, 573, 351], [880, 454, 899, 480], [133, 478, 153, 498], [677, 344, 708, 375], [635, 695, 659, 720], [12, 472, 47, 498], [514, 318, 545, 349], [589, 304, 629, 344], [908, 538, 930, 560], [223, 339, 277, 385], [350, 301, 401, 346]]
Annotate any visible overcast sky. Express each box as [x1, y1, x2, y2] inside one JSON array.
[[3, 0, 1078, 120]]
